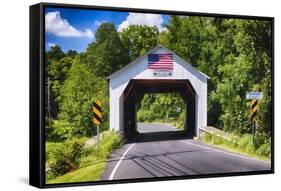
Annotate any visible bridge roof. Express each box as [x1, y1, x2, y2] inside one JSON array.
[[106, 44, 209, 80]]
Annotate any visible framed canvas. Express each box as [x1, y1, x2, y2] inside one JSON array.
[[29, 2, 274, 188]]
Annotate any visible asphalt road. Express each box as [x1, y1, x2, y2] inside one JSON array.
[[102, 123, 271, 180], [137, 123, 179, 133]]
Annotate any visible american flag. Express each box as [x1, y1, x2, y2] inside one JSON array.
[[148, 54, 174, 69]]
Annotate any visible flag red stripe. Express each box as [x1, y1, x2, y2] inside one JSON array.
[[148, 53, 174, 70], [148, 64, 173, 66], [148, 66, 174, 68]]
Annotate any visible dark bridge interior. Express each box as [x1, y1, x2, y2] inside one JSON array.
[[123, 79, 196, 141]]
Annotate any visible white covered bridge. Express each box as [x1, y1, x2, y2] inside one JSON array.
[[107, 45, 209, 139]]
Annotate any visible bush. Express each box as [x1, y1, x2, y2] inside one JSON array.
[[49, 138, 84, 177], [92, 130, 123, 159], [46, 142, 63, 164], [245, 139, 255, 154], [256, 142, 271, 158], [229, 135, 240, 148], [254, 133, 270, 147], [239, 134, 253, 152], [46, 120, 72, 141], [174, 111, 185, 129], [137, 110, 154, 122], [78, 130, 123, 169]]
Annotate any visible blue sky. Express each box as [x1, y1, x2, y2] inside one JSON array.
[[45, 7, 169, 53]]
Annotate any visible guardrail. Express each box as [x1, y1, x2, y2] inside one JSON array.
[[199, 126, 231, 141]]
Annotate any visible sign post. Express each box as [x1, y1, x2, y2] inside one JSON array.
[[250, 99, 258, 139], [246, 92, 263, 142], [93, 99, 102, 149]]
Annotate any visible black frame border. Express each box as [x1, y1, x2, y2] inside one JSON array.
[[29, 2, 274, 189]]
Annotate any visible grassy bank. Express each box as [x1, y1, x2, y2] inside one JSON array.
[[202, 132, 271, 161], [46, 130, 123, 184], [47, 160, 105, 183]]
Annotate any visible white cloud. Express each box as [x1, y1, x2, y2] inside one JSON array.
[[118, 13, 164, 32], [46, 11, 94, 38], [47, 43, 56, 48]]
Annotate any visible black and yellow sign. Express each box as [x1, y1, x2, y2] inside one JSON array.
[[93, 99, 102, 125], [250, 99, 258, 122]]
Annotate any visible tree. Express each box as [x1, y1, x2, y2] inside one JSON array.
[[48, 56, 73, 104], [85, 23, 130, 77], [164, 16, 224, 127], [46, 45, 67, 118], [120, 25, 159, 60], [158, 30, 170, 47], [137, 93, 185, 122], [211, 54, 252, 134], [67, 50, 78, 58], [46, 45, 65, 62], [211, 19, 272, 135], [58, 56, 108, 137], [165, 16, 206, 67], [162, 16, 272, 137], [232, 20, 272, 135]]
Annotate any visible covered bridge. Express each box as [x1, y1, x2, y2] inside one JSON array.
[[107, 45, 209, 139]]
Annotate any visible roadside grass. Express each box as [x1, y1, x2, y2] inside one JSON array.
[[172, 118, 185, 130], [48, 160, 105, 183], [46, 130, 123, 184], [202, 132, 270, 161]]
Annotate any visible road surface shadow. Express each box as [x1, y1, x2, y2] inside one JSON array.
[[126, 131, 193, 143]]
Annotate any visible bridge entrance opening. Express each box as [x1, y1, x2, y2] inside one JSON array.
[[136, 92, 185, 131], [123, 79, 196, 141]]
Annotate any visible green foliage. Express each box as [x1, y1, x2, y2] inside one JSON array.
[[47, 160, 105, 184], [58, 56, 108, 137], [46, 45, 65, 63], [254, 133, 271, 157], [203, 132, 270, 160], [66, 49, 78, 58], [78, 131, 122, 169], [165, 16, 225, 127], [92, 130, 123, 159], [46, 131, 123, 183], [204, 133, 213, 143], [45, 46, 69, 118], [137, 109, 155, 122], [165, 17, 272, 135], [48, 138, 84, 177], [137, 93, 185, 123], [120, 25, 159, 60], [158, 30, 170, 46], [46, 120, 72, 141], [45, 17, 272, 167], [256, 142, 271, 158], [46, 142, 63, 165], [239, 134, 254, 153], [85, 23, 130, 76], [48, 56, 74, 80], [211, 56, 252, 134], [178, 103, 187, 129]]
